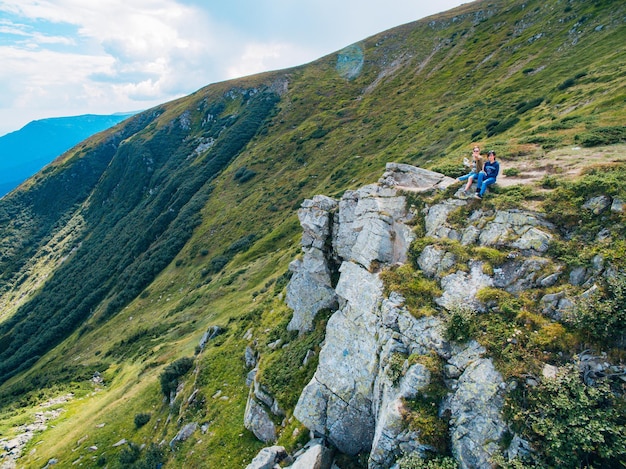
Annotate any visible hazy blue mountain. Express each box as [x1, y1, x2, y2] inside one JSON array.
[[0, 113, 136, 196]]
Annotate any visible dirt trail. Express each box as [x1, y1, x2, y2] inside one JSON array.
[[496, 144, 625, 188]]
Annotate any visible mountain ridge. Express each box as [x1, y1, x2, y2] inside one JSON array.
[[0, 112, 137, 197], [0, 0, 624, 467]]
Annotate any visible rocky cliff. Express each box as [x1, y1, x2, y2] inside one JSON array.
[[245, 162, 623, 469]]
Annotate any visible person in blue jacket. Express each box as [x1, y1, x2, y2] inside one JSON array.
[[474, 150, 499, 199]]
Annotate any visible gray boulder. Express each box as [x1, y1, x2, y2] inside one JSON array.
[[294, 262, 381, 455], [611, 197, 624, 213], [379, 163, 456, 192], [583, 195, 611, 214], [170, 422, 198, 449], [244, 392, 276, 443], [436, 261, 493, 312], [286, 440, 333, 469], [447, 358, 506, 469], [245, 446, 287, 469]]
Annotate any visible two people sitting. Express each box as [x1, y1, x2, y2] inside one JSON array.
[[457, 147, 499, 199]]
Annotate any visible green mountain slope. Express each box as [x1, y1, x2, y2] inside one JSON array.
[[0, 0, 624, 467]]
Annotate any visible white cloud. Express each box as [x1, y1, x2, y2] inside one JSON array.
[[0, 0, 470, 135]]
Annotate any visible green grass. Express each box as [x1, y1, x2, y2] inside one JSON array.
[[1, 0, 626, 467]]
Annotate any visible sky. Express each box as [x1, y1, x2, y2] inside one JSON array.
[[0, 0, 469, 137]]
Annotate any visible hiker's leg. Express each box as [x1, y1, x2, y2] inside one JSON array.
[[475, 172, 485, 193], [479, 177, 496, 197]]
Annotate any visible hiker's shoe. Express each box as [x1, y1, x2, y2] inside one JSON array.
[[474, 193, 482, 199]]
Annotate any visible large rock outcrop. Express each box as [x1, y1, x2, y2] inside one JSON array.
[[280, 163, 588, 468], [291, 165, 508, 468]]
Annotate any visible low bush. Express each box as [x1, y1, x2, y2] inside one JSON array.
[[443, 305, 477, 342], [486, 117, 519, 137], [380, 264, 442, 317], [233, 166, 257, 182], [134, 412, 151, 428], [398, 454, 458, 469], [159, 356, 194, 397], [508, 364, 626, 468], [520, 135, 563, 150], [576, 126, 626, 147], [430, 161, 466, 179], [515, 97, 543, 114], [566, 273, 626, 345]]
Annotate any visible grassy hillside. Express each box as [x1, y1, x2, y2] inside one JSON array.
[[0, 0, 624, 467]]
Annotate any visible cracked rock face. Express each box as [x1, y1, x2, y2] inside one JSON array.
[[289, 164, 509, 468]]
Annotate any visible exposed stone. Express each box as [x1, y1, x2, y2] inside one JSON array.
[[436, 261, 493, 311], [478, 210, 553, 250], [417, 245, 450, 278], [169, 422, 198, 449], [540, 290, 574, 321], [379, 163, 456, 192], [286, 195, 340, 333], [245, 446, 287, 469], [539, 271, 561, 287], [369, 363, 432, 468], [493, 258, 552, 293], [198, 325, 224, 352], [582, 195, 611, 214], [542, 364, 559, 379], [286, 255, 338, 333], [424, 199, 467, 239], [611, 197, 624, 213], [511, 227, 552, 252], [285, 440, 333, 469], [299, 195, 338, 249], [569, 266, 587, 286], [287, 165, 539, 469], [244, 394, 276, 443], [447, 359, 506, 469], [303, 350, 316, 366], [245, 345, 257, 369]]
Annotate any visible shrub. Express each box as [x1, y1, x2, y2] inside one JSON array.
[[118, 442, 141, 464], [503, 168, 519, 177], [207, 255, 229, 274], [540, 175, 559, 189], [443, 305, 477, 342], [486, 117, 519, 137], [473, 246, 507, 266], [576, 126, 626, 147], [380, 265, 442, 316], [134, 412, 151, 428], [398, 454, 458, 469], [430, 161, 466, 179], [387, 352, 407, 385], [515, 97, 543, 114], [233, 166, 257, 182], [567, 273, 626, 345], [557, 77, 576, 90], [159, 356, 194, 397], [402, 355, 449, 453], [226, 233, 257, 255], [520, 135, 563, 150], [509, 364, 626, 468]]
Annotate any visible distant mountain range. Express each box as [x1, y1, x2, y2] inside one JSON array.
[[0, 112, 136, 197]]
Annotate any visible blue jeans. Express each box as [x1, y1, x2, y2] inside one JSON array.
[[476, 172, 496, 196], [458, 171, 477, 182]]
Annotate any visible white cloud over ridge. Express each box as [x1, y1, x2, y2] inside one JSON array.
[[0, 0, 468, 135]]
